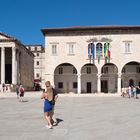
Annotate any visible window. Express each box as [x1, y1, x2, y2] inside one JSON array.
[[68, 44, 74, 55], [105, 67, 108, 73], [37, 53, 39, 56], [96, 43, 103, 58], [31, 47, 34, 51], [73, 67, 77, 74], [37, 46, 41, 51], [58, 82, 63, 88], [36, 73, 39, 78], [87, 67, 91, 74], [73, 82, 77, 88], [52, 44, 57, 55], [102, 67, 108, 74], [35, 47, 37, 51], [58, 67, 63, 74], [37, 61, 39, 65], [88, 43, 94, 58], [136, 67, 140, 73], [124, 42, 131, 53]]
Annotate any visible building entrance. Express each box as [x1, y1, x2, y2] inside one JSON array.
[[5, 64, 12, 84], [87, 82, 91, 93], [101, 80, 108, 93]]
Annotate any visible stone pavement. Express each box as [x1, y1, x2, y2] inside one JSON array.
[[0, 92, 140, 140]]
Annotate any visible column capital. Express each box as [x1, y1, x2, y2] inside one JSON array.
[[97, 73, 101, 78], [118, 73, 121, 78], [77, 73, 81, 77]]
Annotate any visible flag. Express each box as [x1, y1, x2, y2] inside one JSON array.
[[104, 43, 106, 58], [104, 42, 108, 58], [91, 43, 94, 59], [107, 42, 110, 59], [108, 46, 110, 58], [104, 42, 110, 63], [97, 44, 101, 63], [88, 44, 91, 58]]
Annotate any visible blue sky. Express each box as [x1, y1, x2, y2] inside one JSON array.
[[0, 0, 140, 46]]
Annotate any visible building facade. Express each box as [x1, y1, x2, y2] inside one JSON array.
[[0, 32, 34, 91], [41, 26, 140, 93], [26, 45, 45, 89]]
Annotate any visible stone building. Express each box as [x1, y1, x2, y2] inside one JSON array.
[[26, 45, 45, 89], [41, 26, 140, 93], [0, 32, 34, 91]]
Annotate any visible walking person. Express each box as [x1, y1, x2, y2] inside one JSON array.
[[19, 85, 25, 102], [121, 87, 126, 97], [135, 86, 139, 99], [41, 84, 53, 129], [16, 84, 19, 99], [51, 88, 58, 125], [128, 86, 131, 98], [45, 81, 58, 126]]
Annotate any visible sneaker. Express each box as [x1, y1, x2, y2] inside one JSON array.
[[53, 122, 58, 126], [45, 125, 53, 129]]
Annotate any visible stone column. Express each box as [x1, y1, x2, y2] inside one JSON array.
[[117, 73, 121, 93], [12, 47, 17, 85], [77, 74, 81, 94], [97, 73, 101, 93], [1, 47, 5, 84], [16, 50, 19, 84]]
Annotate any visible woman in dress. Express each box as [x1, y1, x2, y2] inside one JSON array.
[[41, 86, 53, 129]]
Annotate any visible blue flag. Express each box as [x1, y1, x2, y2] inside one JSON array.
[[92, 43, 94, 59]]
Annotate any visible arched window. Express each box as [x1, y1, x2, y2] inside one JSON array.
[[96, 43, 103, 58], [88, 43, 94, 59]]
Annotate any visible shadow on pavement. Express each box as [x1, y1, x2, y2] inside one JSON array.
[[56, 118, 63, 124]]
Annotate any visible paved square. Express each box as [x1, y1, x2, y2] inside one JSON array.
[[0, 93, 140, 140]]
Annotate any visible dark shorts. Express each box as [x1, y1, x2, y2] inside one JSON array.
[[20, 93, 24, 97]]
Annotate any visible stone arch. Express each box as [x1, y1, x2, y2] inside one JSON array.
[[54, 63, 78, 93], [121, 61, 140, 88], [101, 63, 118, 93], [80, 63, 98, 93]]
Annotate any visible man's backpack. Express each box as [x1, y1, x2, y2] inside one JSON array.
[[20, 88, 24, 94]]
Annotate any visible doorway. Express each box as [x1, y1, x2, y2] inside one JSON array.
[[5, 64, 12, 84], [87, 82, 91, 93], [129, 79, 134, 86], [101, 80, 108, 93]]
